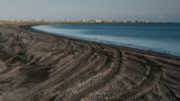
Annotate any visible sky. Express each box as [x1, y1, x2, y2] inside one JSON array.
[[1, 0, 180, 22]]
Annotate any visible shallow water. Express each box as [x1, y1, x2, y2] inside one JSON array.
[[32, 23, 180, 56]]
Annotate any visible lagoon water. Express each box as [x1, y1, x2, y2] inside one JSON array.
[[32, 24, 180, 56]]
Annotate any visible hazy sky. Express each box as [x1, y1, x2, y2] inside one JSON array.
[[1, 0, 180, 22]]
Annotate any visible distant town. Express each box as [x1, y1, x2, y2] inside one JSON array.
[[0, 19, 167, 24]]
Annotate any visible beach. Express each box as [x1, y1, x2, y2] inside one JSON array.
[[0, 24, 180, 101]]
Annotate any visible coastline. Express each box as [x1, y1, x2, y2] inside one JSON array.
[[0, 24, 180, 101], [26, 24, 180, 60], [0, 20, 170, 25]]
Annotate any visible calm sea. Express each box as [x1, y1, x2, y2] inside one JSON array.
[[32, 24, 180, 56]]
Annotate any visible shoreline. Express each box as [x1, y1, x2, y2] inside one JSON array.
[[25, 24, 180, 60], [0, 24, 180, 101]]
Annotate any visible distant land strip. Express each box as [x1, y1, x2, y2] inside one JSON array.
[[0, 20, 168, 25]]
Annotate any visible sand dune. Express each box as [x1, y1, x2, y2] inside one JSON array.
[[0, 24, 180, 101]]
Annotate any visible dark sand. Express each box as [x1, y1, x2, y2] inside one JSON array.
[[0, 24, 180, 101]]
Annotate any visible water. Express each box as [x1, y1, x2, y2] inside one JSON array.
[[32, 24, 180, 56]]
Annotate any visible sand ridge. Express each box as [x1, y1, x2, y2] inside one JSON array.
[[0, 24, 180, 101]]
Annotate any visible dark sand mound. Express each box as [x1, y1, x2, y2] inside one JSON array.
[[0, 24, 180, 101]]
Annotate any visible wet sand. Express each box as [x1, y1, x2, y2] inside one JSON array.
[[0, 24, 180, 101]]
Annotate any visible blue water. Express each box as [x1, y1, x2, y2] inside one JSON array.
[[32, 24, 180, 56]]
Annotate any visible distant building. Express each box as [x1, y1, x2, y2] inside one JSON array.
[[65, 20, 70, 22], [30, 20, 36, 22], [144, 21, 150, 23], [95, 20, 102, 23], [122, 21, 127, 23], [82, 19, 86, 22], [162, 21, 166, 23]]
